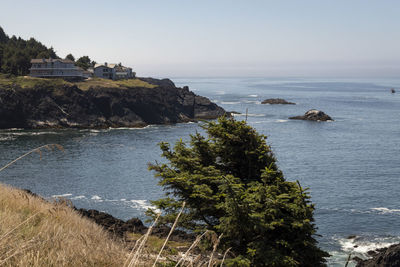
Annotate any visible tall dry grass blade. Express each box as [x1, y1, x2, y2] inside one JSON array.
[[0, 236, 36, 266], [128, 213, 161, 267], [344, 253, 352, 267], [0, 144, 64, 173], [208, 233, 223, 267], [175, 230, 209, 267], [153, 202, 186, 267], [0, 212, 40, 242], [123, 235, 144, 267], [219, 247, 231, 267]]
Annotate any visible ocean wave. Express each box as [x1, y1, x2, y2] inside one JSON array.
[[0, 136, 16, 141], [248, 94, 258, 97], [243, 100, 261, 104], [221, 101, 241, 105], [71, 195, 86, 200], [371, 207, 400, 214], [91, 195, 103, 202], [51, 193, 73, 198], [50, 194, 158, 212], [129, 199, 157, 211], [276, 119, 288, 123], [232, 113, 265, 117], [337, 235, 400, 255], [4, 131, 60, 136]]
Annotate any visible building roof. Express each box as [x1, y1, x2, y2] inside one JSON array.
[[94, 63, 117, 69], [31, 58, 74, 64]]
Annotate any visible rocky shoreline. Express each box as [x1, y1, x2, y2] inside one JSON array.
[[76, 208, 195, 243], [22, 189, 194, 242], [0, 77, 226, 129]]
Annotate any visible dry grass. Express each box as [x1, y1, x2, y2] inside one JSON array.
[[72, 77, 156, 90], [0, 74, 156, 91], [0, 184, 129, 266]]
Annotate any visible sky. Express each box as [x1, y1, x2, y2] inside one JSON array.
[[1, 0, 399, 77]]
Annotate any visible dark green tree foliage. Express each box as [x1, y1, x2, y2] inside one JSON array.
[[0, 26, 58, 75], [149, 117, 328, 266], [75, 55, 95, 70], [65, 53, 75, 61]]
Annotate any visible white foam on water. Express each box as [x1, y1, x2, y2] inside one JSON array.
[[221, 101, 241, 105], [337, 236, 400, 256], [108, 125, 154, 131], [91, 195, 103, 202], [30, 132, 59, 135], [232, 113, 265, 117], [276, 119, 288, 123], [130, 199, 159, 212], [71, 195, 86, 200], [51, 194, 72, 198], [0, 136, 15, 141], [371, 207, 400, 214], [243, 100, 261, 104], [248, 94, 258, 97]]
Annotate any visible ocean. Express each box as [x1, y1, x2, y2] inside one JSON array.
[[0, 77, 399, 266]]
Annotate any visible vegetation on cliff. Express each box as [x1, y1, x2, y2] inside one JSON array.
[[0, 73, 155, 90], [148, 117, 329, 266], [0, 26, 95, 76]]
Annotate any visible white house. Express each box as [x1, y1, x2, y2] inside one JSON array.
[[93, 62, 135, 80], [29, 58, 84, 79]]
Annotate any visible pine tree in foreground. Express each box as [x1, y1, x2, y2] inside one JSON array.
[[148, 117, 329, 266]]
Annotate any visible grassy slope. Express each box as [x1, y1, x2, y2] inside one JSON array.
[[0, 74, 156, 90], [0, 183, 204, 266], [0, 183, 128, 266]]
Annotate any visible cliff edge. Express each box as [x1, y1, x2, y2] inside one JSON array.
[[0, 76, 227, 129]]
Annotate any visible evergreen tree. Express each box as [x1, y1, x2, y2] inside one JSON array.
[[75, 56, 92, 70], [0, 26, 59, 75], [65, 53, 75, 61], [0, 26, 8, 43], [149, 117, 329, 266]]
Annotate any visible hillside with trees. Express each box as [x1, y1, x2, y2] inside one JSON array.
[[0, 26, 94, 76]]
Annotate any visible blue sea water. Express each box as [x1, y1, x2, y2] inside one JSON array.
[[0, 77, 399, 266]]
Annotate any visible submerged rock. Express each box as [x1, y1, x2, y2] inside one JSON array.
[[355, 244, 400, 267], [261, 98, 295, 105], [289, 109, 333, 121]]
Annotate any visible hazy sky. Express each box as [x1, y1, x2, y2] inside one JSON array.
[[1, 0, 399, 77]]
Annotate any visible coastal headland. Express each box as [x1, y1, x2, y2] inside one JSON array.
[[0, 75, 227, 129]]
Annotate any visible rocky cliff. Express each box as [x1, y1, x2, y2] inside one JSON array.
[[0, 78, 226, 129]]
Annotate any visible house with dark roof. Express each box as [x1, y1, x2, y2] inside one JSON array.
[[29, 58, 84, 79]]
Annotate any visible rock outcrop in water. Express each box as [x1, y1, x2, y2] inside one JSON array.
[[289, 109, 333, 121], [261, 98, 295, 105], [355, 244, 400, 267], [0, 78, 226, 129]]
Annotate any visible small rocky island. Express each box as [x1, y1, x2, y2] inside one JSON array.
[[0, 76, 226, 129], [261, 98, 295, 105], [289, 109, 333, 121]]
